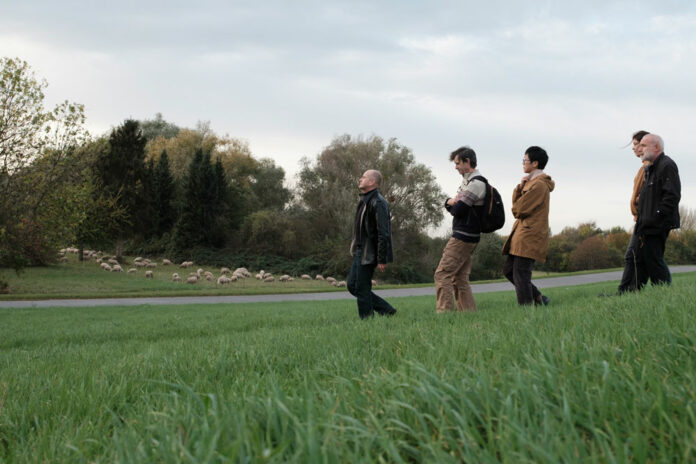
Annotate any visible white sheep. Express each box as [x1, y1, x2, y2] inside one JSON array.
[[111, 264, 123, 272], [145, 270, 154, 278], [134, 261, 146, 268], [217, 275, 231, 285], [230, 275, 238, 282], [107, 258, 119, 265], [186, 275, 198, 284], [234, 267, 250, 277], [146, 262, 157, 268], [220, 267, 231, 275], [301, 274, 312, 280], [371, 279, 377, 286], [335, 280, 346, 287], [100, 263, 112, 272], [128, 268, 137, 274], [134, 257, 143, 262], [255, 273, 262, 280], [326, 277, 336, 283], [172, 273, 181, 282], [263, 276, 275, 282], [279, 274, 290, 282], [315, 274, 325, 281], [162, 259, 172, 266]]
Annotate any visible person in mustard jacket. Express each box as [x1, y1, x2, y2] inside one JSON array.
[[502, 146, 555, 306]]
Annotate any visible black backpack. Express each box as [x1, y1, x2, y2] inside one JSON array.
[[472, 176, 505, 233]]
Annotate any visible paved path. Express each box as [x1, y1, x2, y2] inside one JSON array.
[[2, 266, 695, 309]]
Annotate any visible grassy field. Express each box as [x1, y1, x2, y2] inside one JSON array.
[[0, 253, 622, 300], [1, 273, 695, 462]]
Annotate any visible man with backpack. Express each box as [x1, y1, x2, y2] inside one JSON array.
[[502, 146, 555, 306], [435, 146, 488, 313]]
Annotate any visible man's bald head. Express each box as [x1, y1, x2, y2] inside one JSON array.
[[640, 134, 665, 162], [358, 169, 382, 193]]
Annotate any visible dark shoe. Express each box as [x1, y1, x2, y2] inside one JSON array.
[[381, 309, 397, 317], [538, 295, 550, 306]]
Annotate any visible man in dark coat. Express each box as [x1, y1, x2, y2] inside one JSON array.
[[634, 134, 681, 288], [348, 169, 396, 319]]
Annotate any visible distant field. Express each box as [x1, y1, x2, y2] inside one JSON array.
[[0, 253, 621, 300], [1, 274, 694, 462]]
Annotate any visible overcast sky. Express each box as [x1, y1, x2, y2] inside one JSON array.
[[2, 0, 694, 236]]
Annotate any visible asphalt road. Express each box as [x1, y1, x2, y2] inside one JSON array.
[[2, 265, 695, 309]]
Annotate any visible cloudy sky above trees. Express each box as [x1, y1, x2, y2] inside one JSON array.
[[2, 0, 695, 235]]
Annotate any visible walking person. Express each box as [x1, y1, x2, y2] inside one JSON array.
[[347, 169, 397, 319], [616, 130, 651, 294], [634, 134, 681, 288], [434, 146, 486, 313], [502, 146, 555, 306]]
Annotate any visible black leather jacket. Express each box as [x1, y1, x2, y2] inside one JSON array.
[[350, 188, 394, 265], [636, 153, 681, 235]]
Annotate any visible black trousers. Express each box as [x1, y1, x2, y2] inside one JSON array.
[[636, 230, 671, 289], [617, 231, 640, 293], [347, 249, 395, 319], [503, 254, 542, 305]]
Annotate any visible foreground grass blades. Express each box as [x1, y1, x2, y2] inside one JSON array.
[[1, 274, 695, 462]]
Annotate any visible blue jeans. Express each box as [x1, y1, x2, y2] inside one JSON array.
[[347, 249, 395, 319]]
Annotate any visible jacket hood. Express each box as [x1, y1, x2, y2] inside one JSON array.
[[533, 173, 555, 192]]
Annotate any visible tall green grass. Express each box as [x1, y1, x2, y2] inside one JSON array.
[[1, 274, 695, 462]]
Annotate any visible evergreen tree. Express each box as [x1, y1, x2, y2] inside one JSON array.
[[136, 157, 158, 239], [154, 150, 176, 235], [95, 119, 146, 255]]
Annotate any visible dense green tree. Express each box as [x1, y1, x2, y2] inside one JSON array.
[[0, 57, 88, 270], [173, 149, 230, 254], [154, 150, 176, 235], [95, 119, 146, 257], [251, 158, 291, 211]]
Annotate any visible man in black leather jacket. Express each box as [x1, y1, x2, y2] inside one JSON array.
[[635, 134, 681, 289], [348, 169, 396, 319]]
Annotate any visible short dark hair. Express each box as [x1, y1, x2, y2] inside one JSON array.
[[632, 130, 649, 142], [525, 146, 548, 170], [450, 146, 477, 168]]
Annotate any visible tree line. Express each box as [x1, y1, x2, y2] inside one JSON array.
[[1, 57, 694, 292]]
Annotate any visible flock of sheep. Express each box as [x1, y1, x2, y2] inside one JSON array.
[[58, 248, 355, 287]]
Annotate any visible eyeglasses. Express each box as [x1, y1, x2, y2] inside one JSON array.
[[522, 158, 530, 164]]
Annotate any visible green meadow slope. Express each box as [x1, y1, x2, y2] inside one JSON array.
[[1, 274, 694, 462]]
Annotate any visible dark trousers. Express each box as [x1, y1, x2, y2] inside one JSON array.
[[636, 230, 671, 289], [347, 249, 395, 319], [618, 232, 640, 293], [503, 254, 542, 305]]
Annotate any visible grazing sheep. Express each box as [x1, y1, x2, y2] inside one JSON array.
[[196, 268, 204, 277], [145, 270, 154, 278], [230, 275, 238, 282], [96, 258, 103, 264], [107, 258, 119, 265], [146, 262, 157, 268], [128, 268, 137, 274], [134, 257, 143, 262], [205, 273, 214, 281], [279, 274, 290, 282], [172, 273, 181, 282], [234, 267, 250, 278], [134, 261, 146, 268], [220, 267, 231, 275], [371, 279, 377, 286], [186, 275, 198, 284], [288, 277, 295, 282], [217, 275, 231, 285], [255, 273, 263, 280], [100, 263, 112, 272], [335, 280, 346, 287], [315, 274, 325, 281], [232, 271, 246, 280], [162, 259, 172, 266], [326, 277, 336, 284], [301, 274, 311, 280], [264, 276, 275, 283], [112, 264, 123, 272], [179, 261, 193, 268]]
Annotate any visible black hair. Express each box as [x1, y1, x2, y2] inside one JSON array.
[[632, 130, 649, 142], [449, 146, 477, 168], [525, 146, 548, 170]]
